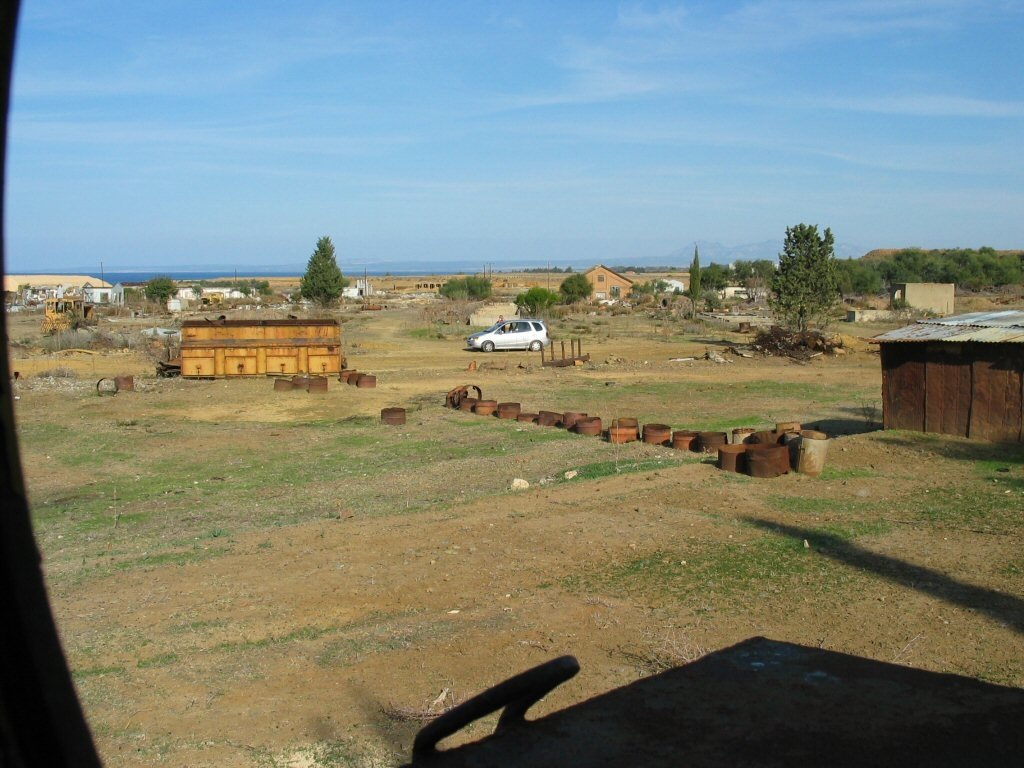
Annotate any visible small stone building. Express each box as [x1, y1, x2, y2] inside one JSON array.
[[871, 311, 1024, 442]]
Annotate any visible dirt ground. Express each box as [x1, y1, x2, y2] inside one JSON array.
[[8, 302, 1024, 767]]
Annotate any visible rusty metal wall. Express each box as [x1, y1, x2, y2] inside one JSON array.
[[881, 342, 1023, 442]]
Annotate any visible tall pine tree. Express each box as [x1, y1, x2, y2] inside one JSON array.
[[300, 236, 348, 307], [770, 224, 840, 331]]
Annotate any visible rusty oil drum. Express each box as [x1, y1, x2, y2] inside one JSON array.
[[562, 411, 587, 429], [474, 400, 498, 416], [517, 412, 539, 424], [496, 402, 522, 420], [114, 375, 135, 392], [698, 431, 728, 453], [381, 407, 406, 425], [273, 378, 293, 392], [672, 430, 698, 451], [731, 427, 756, 444], [642, 423, 672, 446], [356, 374, 377, 388], [459, 397, 479, 412], [745, 443, 790, 478], [347, 372, 362, 386], [338, 369, 356, 383], [609, 418, 639, 443], [537, 410, 562, 427], [574, 417, 603, 436], [717, 444, 748, 473], [307, 376, 328, 393]]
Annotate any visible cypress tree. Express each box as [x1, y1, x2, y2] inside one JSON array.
[[689, 245, 702, 304]]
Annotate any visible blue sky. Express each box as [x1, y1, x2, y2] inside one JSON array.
[[6, 0, 1023, 273]]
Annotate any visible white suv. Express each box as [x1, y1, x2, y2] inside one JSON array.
[[467, 319, 550, 352]]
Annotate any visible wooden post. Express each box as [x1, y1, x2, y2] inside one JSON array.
[[561, 340, 566, 360]]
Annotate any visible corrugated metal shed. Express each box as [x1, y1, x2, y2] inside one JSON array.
[[872, 310, 1024, 442], [871, 311, 1024, 344]]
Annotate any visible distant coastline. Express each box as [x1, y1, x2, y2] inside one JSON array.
[[7, 269, 464, 284]]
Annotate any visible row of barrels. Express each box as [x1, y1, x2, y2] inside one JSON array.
[[272, 370, 377, 392], [453, 396, 830, 478]]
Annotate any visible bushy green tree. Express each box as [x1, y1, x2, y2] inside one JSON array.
[[702, 263, 730, 292], [515, 286, 559, 315], [144, 276, 177, 303], [440, 276, 492, 300], [559, 273, 593, 303], [300, 236, 348, 306], [770, 224, 840, 331]]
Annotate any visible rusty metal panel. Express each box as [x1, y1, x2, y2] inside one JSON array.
[[969, 347, 1024, 442], [881, 345, 925, 431], [924, 345, 970, 437]]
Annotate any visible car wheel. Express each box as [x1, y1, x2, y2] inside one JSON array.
[[529, 340, 542, 351], [482, 341, 495, 352]]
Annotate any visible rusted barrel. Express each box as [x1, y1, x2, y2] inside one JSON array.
[[745, 443, 790, 478], [537, 411, 562, 427], [610, 418, 639, 442], [672, 430, 698, 451], [750, 430, 783, 445], [575, 417, 603, 436], [381, 407, 406, 425], [517, 412, 539, 424], [643, 423, 672, 446], [307, 376, 328, 393], [356, 374, 377, 388], [114, 375, 135, 392], [562, 412, 587, 429], [339, 369, 356, 383], [496, 402, 522, 420], [698, 431, 728, 453], [273, 377, 293, 392], [796, 429, 830, 476], [347, 372, 361, 386], [292, 376, 310, 390], [776, 421, 801, 434], [474, 399, 498, 416], [731, 427, 756, 444], [718, 444, 747, 473], [459, 397, 479, 412]]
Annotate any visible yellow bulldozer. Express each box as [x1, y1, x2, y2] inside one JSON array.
[[41, 296, 96, 334]]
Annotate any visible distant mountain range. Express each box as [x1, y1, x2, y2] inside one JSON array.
[[661, 239, 867, 267]]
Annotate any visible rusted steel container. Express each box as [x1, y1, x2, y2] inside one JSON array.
[[517, 412, 539, 424], [356, 374, 377, 388], [292, 375, 310, 390], [538, 411, 562, 427], [114, 375, 135, 392], [698, 431, 728, 453], [338, 369, 356, 383], [273, 377, 293, 392], [776, 421, 802, 434], [575, 417, 603, 436], [643, 423, 672, 445], [796, 429, 830, 476], [745, 443, 790, 478], [750, 430, 784, 445], [718, 444, 748, 473], [381, 407, 406, 425], [474, 399, 498, 416], [180, 318, 344, 378], [610, 418, 640, 442], [307, 375, 328, 393], [562, 412, 587, 429], [496, 402, 522, 420], [459, 397, 478, 412], [347, 372, 361, 386], [731, 427, 756, 444], [672, 430, 698, 451]]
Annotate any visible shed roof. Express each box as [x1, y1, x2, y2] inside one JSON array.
[[871, 310, 1024, 344]]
